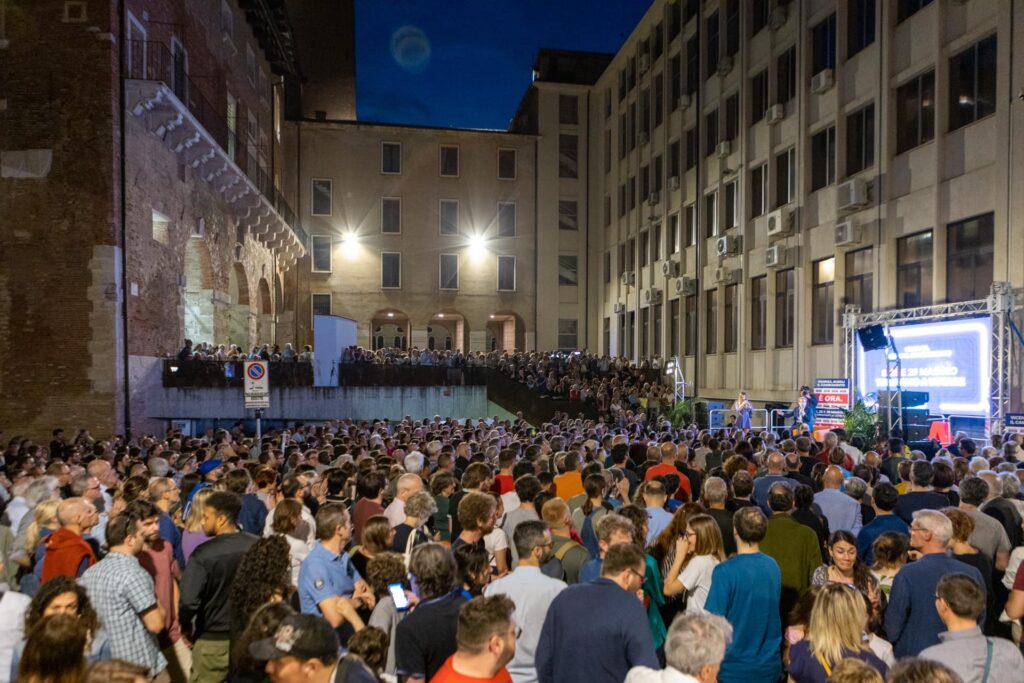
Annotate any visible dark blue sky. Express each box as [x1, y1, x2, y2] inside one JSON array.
[[355, 0, 653, 130]]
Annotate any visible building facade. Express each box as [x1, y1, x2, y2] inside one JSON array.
[[282, 120, 538, 354]]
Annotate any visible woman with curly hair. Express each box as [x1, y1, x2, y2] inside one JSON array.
[[366, 551, 410, 676], [11, 575, 111, 677], [228, 535, 291, 640], [18, 614, 88, 683], [270, 499, 310, 586], [229, 601, 294, 683]]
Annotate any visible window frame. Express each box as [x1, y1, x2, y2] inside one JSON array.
[[946, 213, 994, 303], [311, 293, 332, 318], [558, 254, 579, 287], [381, 141, 402, 175], [750, 275, 767, 350], [844, 247, 874, 314], [557, 319, 579, 351], [812, 257, 836, 345], [896, 70, 936, 154], [439, 253, 460, 291], [811, 125, 837, 191], [775, 268, 795, 348], [497, 201, 517, 237], [381, 251, 402, 290], [846, 103, 875, 176], [439, 199, 459, 236], [496, 255, 515, 291], [381, 197, 402, 234], [896, 230, 933, 308], [949, 35, 997, 132], [497, 147, 517, 180], [439, 144, 460, 177], [310, 178, 332, 216]]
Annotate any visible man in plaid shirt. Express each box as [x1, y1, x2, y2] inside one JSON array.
[[81, 509, 168, 680]]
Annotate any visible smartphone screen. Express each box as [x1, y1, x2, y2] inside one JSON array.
[[389, 583, 410, 611]]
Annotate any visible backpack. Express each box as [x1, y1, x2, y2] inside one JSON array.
[[579, 504, 613, 558]]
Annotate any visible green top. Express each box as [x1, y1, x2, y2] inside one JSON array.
[[432, 494, 451, 541], [759, 513, 823, 597]]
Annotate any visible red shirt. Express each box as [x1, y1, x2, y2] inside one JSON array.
[[492, 474, 515, 495], [352, 498, 384, 544], [644, 463, 692, 498], [429, 656, 512, 683]]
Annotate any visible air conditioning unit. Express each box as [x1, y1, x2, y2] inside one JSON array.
[[766, 104, 786, 125], [716, 141, 732, 159], [662, 260, 681, 278], [766, 208, 794, 238], [613, 302, 626, 314], [811, 69, 834, 95], [714, 266, 737, 285], [718, 55, 734, 77], [835, 221, 860, 247], [765, 244, 787, 269], [639, 131, 649, 146], [675, 277, 697, 296], [647, 191, 660, 205], [639, 54, 650, 74], [644, 288, 663, 305], [836, 177, 870, 212], [768, 6, 787, 31], [620, 271, 636, 287], [669, 175, 680, 191], [678, 94, 691, 110], [716, 234, 740, 258]]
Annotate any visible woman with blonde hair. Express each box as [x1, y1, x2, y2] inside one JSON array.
[[663, 513, 726, 614], [181, 487, 214, 563], [787, 583, 889, 681]]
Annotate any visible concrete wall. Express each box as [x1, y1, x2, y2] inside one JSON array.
[[146, 385, 489, 421]]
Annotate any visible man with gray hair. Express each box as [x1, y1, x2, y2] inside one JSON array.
[[979, 470, 1023, 548], [885, 509, 986, 657], [385, 472, 425, 528], [751, 452, 789, 513], [625, 612, 733, 683], [702, 477, 735, 556], [958, 476, 1011, 570]]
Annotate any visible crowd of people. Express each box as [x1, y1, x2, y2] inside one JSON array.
[[3, 413, 1024, 683]]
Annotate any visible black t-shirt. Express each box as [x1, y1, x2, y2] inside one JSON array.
[[394, 591, 468, 681]]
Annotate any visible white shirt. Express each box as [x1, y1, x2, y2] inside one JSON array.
[[0, 591, 29, 683], [484, 566, 566, 683], [484, 527, 509, 569], [264, 503, 316, 547], [3, 499, 28, 534], [283, 533, 313, 586], [625, 667, 699, 683], [383, 499, 406, 528], [678, 554, 719, 614]]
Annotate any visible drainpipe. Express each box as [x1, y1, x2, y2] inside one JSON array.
[[118, 0, 132, 439], [692, 11, 703, 402]]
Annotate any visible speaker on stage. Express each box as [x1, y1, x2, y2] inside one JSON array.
[[857, 324, 888, 351]]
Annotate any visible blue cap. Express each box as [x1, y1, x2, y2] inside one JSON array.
[[198, 459, 223, 477]]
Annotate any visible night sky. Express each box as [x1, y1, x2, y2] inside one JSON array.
[[355, 0, 654, 130]]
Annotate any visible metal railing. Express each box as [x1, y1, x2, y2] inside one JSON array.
[[126, 40, 296, 230], [709, 408, 770, 430]]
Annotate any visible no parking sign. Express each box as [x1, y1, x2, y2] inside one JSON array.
[[244, 361, 269, 409]]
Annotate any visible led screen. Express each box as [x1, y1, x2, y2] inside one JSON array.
[[856, 316, 991, 417]]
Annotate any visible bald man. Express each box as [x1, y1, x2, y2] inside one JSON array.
[[643, 442, 692, 500], [40, 497, 99, 582], [752, 451, 792, 513], [813, 466, 862, 535], [384, 472, 425, 527]]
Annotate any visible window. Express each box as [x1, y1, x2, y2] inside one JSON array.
[[705, 109, 719, 156], [706, 288, 718, 353], [170, 37, 188, 102], [750, 0, 769, 35], [619, 184, 627, 217], [604, 317, 611, 355], [846, 104, 875, 175], [653, 155, 663, 192], [652, 222, 662, 262], [668, 213, 679, 254], [641, 165, 651, 200], [310, 235, 332, 272], [440, 200, 459, 235], [381, 252, 401, 289], [604, 251, 611, 283], [705, 11, 720, 79], [897, 231, 933, 307], [605, 88, 612, 119], [127, 12, 147, 75], [777, 47, 797, 105], [724, 284, 738, 352], [724, 93, 739, 141], [897, 0, 933, 23], [653, 303, 663, 356], [684, 294, 697, 356], [559, 255, 579, 286], [640, 231, 650, 268], [670, 55, 681, 105], [776, 147, 795, 206], [812, 257, 835, 344], [751, 163, 768, 217], [949, 36, 997, 131], [848, 0, 875, 57], [653, 21, 664, 59], [640, 308, 649, 358], [311, 293, 331, 317], [497, 148, 517, 180], [670, 298, 680, 356], [845, 247, 873, 313], [629, 176, 637, 211], [559, 94, 579, 125], [439, 254, 459, 290], [724, 181, 738, 230], [686, 36, 700, 95], [497, 256, 516, 291], [559, 135, 579, 178], [684, 204, 697, 247], [246, 45, 257, 87], [896, 71, 935, 154], [226, 93, 237, 161], [440, 145, 459, 177], [220, 0, 234, 43], [629, 101, 637, 149], [751, 275, 767, 350], [640, 88, 651, 136], [558, 319, 578, 350], [704, 192, 718, 239], [381, 197, 401, 234], [811, 14, 837, 76], [381, 142, 401, 174], [654, 74, 664, 128], [685, 127, 698, 170], [604, 195, 611, 227], [725, 0, 740, 57], [947, 213, 994, 302], [775, 269, 795, 347], [559, 200, 578, 231], [151, 209, 170, 245], [311, 178, 332, 216], [668, 1, 680, 41], [811, 126, 836, 191], [498, 202, 516, 237], [750, 71, 769, 125]]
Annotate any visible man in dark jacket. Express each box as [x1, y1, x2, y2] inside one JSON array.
[[223, 468, 267, 536]]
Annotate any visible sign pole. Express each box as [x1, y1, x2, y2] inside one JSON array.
[[255, 408, 263, 457], [244, 361, 270, 457]]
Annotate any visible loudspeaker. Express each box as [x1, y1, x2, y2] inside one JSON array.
[[857, 324, 888, 351]]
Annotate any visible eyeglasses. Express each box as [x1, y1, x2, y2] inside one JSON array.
[[627, 568, 646, 583]]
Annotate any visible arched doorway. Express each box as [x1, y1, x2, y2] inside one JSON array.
[[485, 312, 525, 353], [428, 311, 466, 352], [226, 263, 252, 348], [370, 310, 409, 350], [257, 278, 273, 344], [184, 237, 215, 344]]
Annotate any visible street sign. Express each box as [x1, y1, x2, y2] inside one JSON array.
[[244, 361, 269, 409]]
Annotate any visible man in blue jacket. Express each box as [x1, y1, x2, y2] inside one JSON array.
[[885, 509, 985, 657]]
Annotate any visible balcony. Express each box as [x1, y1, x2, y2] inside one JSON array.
[[124, 40, 305, 267]]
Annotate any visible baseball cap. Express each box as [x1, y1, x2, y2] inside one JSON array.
[[197, 459, 223, 477], [249, 614, 340, 663]]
